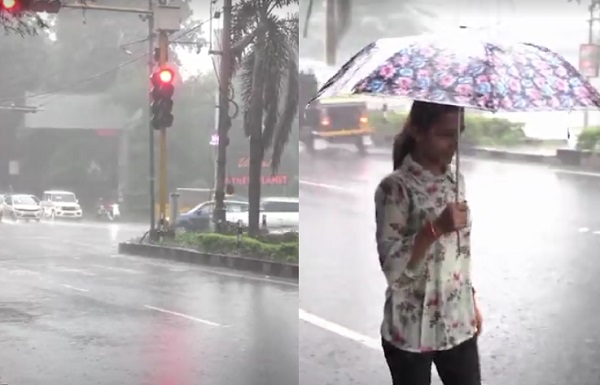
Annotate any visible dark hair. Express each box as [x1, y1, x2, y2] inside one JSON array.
[[392, 101, 462, 170]]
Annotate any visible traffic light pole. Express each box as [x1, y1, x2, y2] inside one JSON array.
[[157, 30, 169, 231], [147, 0, 156, 233]]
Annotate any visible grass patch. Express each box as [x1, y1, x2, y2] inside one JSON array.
[[172, 231, 299, 264]]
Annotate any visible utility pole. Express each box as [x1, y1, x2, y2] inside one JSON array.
[[324, 0, 336, 65], [213, 0, 233, 227]]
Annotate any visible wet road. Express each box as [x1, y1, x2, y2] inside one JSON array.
[[0, 220, 297, 385], [300, 150, 600, 385]]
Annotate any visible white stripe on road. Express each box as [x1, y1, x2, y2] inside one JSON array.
[[60, 284, 89, 292], [552, 168, 600, 178], [144, 305, 222, 327], [299, 180, 349, 191], [91, 264, 142, 275], [299, 309, 381, 351]]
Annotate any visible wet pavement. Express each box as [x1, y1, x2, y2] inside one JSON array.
[[300, 149, 600, 385], [0, 220, 297, 385]]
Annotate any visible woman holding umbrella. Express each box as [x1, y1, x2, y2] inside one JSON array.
[[375, 100, 482, 385], [310, 31, 600, 385]]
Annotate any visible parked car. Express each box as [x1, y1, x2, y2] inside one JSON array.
[[174, 200, 249, 232], [1, 193, 43, 222], [260, 197, 299, 230], [40, 190, 83, 220]]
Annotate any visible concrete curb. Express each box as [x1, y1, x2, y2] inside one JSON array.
[[118, 242, 299, 280]]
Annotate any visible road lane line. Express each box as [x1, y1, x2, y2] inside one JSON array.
[[299, 309, 381, 351], [552, 168, 600, 178], [51, 267, 97, 277], [91, 264, 142, 275], [299, 180, 349, 191], [61, 284, 89, 292], [144, 305, 222, 327]]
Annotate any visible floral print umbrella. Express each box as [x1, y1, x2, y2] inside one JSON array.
[[311, 33, 600, 112]]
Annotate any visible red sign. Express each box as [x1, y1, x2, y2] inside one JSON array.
[[226, 174, 289, 186], [579, 44, 600, 78], [237, 157, 272, 168]]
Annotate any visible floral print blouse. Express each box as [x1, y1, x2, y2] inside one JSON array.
[[374, 154, 476, 352]]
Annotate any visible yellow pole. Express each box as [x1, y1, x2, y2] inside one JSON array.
[[158, 31, 168, 230]]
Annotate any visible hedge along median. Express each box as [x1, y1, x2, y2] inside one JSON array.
[[118, 231, 299, 280], [175, 232, 299, 263], [369, 110, 527, 147]]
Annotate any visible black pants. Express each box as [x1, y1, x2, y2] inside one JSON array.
[[382, 337, 481, 385]]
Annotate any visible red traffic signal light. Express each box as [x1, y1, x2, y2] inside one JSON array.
[[1, 0, 61, 13], [158, 69, 174, 84], [1, 0, 17, 10]]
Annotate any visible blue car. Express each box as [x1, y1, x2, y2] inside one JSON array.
[[174, 199, 249, 232]]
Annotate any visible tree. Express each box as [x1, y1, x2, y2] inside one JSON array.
[[231, 0, 299, 236]]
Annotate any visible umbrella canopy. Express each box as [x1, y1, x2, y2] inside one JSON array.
[[312, 32, 600, 112]]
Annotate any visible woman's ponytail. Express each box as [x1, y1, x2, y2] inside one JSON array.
[[392, 131, 415, 170]]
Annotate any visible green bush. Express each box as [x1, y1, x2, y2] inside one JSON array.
[[576, 126, 600, 151], [368, 110, 526, 147], [174, 232, 299, 264]]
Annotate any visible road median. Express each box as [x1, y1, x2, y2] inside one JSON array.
[[369, 145, 600, 171], [118, 241, 299, 280]]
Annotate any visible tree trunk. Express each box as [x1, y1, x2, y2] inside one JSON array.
[[247, 131, 264, 237]]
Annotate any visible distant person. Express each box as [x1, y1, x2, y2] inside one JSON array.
[[374, 100, 482, 385]]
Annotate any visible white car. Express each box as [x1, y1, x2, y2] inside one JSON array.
[[260, 197, 299, 230], [40, 190, 83, 220], [1, 194, 43, 222]]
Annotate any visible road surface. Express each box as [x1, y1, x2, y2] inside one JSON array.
[[0, 220, 297, 385], [300, 149, 600, 385]]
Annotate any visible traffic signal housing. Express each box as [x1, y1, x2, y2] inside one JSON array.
[[150, 68, 175, 130], [0, 0, 61, 13]]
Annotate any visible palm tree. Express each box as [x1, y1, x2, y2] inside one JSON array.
[[231, 0, 299, 236]]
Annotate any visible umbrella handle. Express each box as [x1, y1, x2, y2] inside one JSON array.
[[455, 112, 461, 254]]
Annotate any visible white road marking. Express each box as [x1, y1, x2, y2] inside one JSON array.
[[51, 267, 96, 277], [552, 168, 600, 178], [61, 284, 89, 292], [593, 231, 600, 235], [299, 309, 381, 351], [91, 264, 142, 275], [144, 305, 222, 327], [579, 227, 590, 233], [299, 180, 349, 191]]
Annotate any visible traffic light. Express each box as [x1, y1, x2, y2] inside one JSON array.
[[1, 0, 18, 11], [0, 0, 61, 13], [150, 68, 175, 130]]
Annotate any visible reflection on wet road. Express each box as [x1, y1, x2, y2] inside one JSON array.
[[300, 151, 600, 385], [0, 221, 297, 385]]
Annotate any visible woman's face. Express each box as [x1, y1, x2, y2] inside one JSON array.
[[417, 110, 463, 166]]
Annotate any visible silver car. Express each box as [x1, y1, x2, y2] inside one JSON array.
[[1, 194, 43, 222]]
